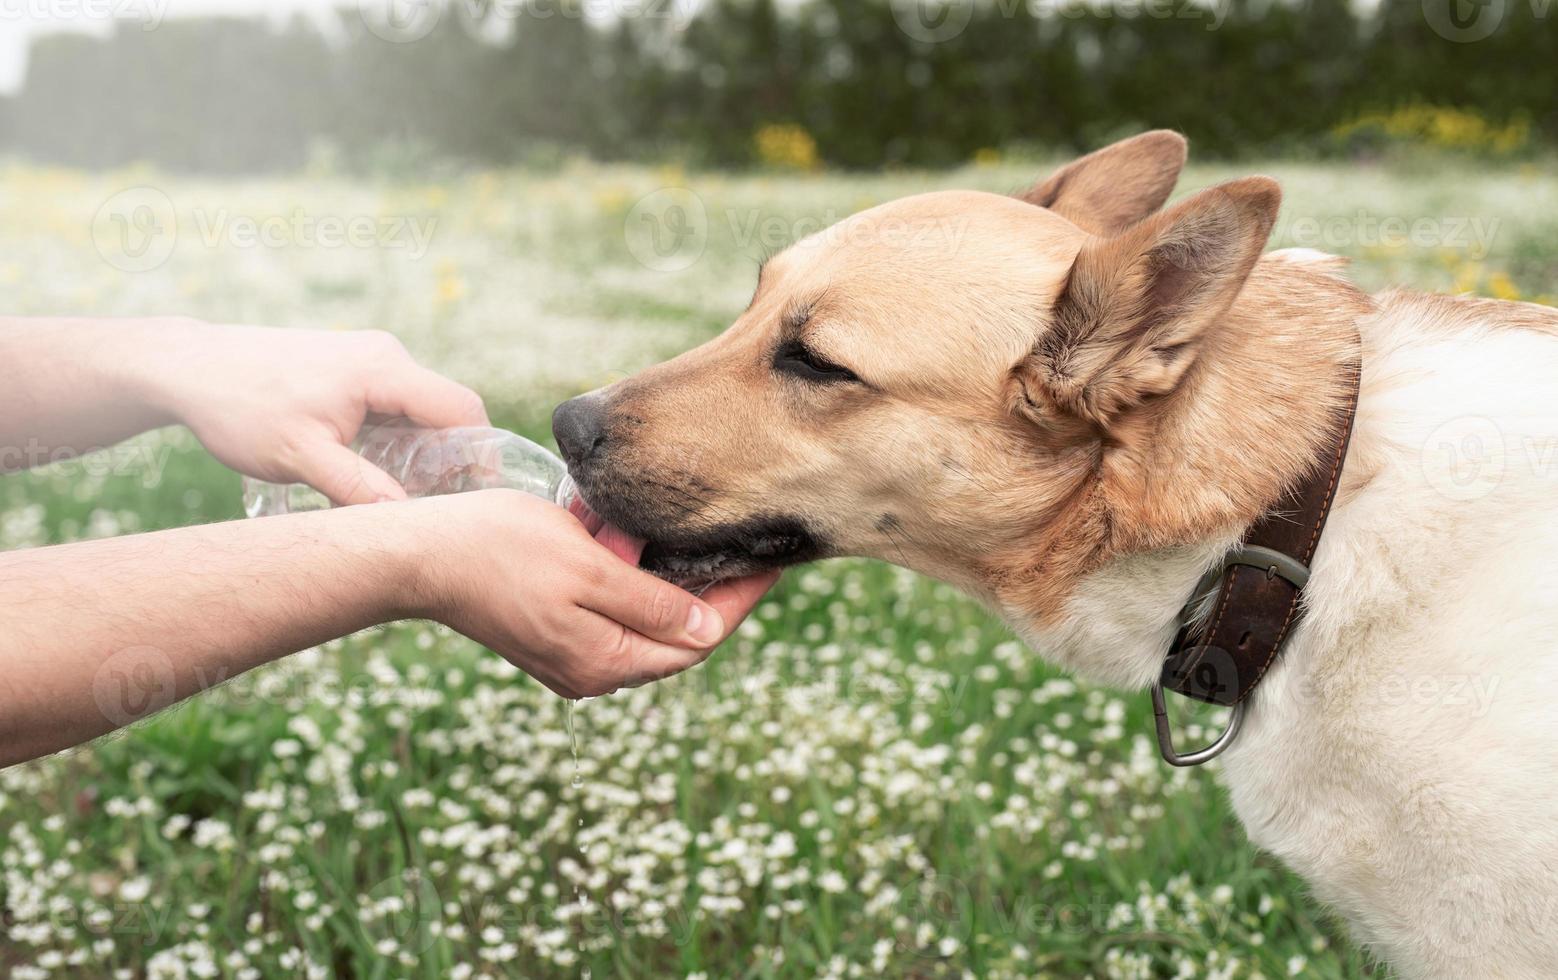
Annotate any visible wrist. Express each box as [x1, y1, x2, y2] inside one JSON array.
[[115, 316, 213, 428], [275, 500, 443, 626], [360, 496, 451, 623]]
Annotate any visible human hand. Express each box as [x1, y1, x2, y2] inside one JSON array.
[[145, 320, 488, 504], [406, 489, 780, 698]]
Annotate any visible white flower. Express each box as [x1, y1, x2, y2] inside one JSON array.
[[192, 818, 236, 852], [120, 877, 152, 902]]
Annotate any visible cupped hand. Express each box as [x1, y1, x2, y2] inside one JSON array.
[[152, 322, 488, 504], [406, 489, 780, 698]]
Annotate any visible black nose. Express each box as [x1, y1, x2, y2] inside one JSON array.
[[552, 392, 608, 467]]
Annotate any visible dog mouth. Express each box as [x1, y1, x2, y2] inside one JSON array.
[[566, 480, 823, 588], [637, 517, 823, 586]]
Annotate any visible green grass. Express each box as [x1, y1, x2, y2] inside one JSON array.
[[4, 155, 1554, 978]]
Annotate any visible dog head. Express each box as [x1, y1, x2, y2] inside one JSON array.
[[555, 131, 1287, 601]]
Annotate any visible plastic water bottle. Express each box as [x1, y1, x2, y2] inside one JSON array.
[[242, 423, 575, 517]]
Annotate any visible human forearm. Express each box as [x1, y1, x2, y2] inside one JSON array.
[[0, 484, 776, 769], [1, 315, 494, 505], [0, 504, 424, 768], [0, 316, 194, 470]]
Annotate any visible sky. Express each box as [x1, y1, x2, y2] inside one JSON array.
[[0, 0, 352, 93]]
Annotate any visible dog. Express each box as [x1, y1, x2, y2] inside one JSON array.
[[552, 131, 1558, 977]]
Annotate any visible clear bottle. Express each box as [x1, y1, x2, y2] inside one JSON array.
[[242, 423, 575, 517]]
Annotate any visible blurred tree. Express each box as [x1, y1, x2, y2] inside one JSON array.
[[1, 0, 1551, 173]]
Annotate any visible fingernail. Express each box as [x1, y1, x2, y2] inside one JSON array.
[[687, 604, 724, 645]]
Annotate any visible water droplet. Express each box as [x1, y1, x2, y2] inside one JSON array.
[[565, 698, 589, 977]]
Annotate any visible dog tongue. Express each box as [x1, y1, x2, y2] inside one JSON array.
[[595, 520, 646, 565], [567, 495, 646, 566]]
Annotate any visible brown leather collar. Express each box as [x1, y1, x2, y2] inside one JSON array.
[[1160, 357, 1362, 712]]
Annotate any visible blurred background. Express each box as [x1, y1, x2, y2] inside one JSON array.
[[0, 2, 1552, 978], [2, 0, 1553, 170]]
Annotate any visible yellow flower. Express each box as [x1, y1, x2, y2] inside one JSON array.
[[593, 186, 630, 214], [973, 147, 1002, 168], [435, 261, 465, 304], [754, 124, 820, 172], [1333, 105, 1528, 156], [1487, 272, 1521, 301], [1452, 260, 1483, 294]]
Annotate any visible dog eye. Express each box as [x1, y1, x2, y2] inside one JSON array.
[[774, 340, 860, 384]]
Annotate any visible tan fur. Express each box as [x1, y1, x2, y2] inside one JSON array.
[[569, 133, 1558, 976], [585, 146, 1366, 623], [1019, 129, 1188, 235]]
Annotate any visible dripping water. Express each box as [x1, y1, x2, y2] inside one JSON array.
[[566, 698, 591, 980]]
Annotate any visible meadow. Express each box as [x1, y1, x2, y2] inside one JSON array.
[[2, 154, 1554, 979]]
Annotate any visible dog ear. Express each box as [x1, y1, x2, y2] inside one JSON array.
[[1013, 177, 1280, 430], [1019, 130, 1188, 235]]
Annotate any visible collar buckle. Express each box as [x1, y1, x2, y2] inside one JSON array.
[[1149, 544, 1305, 766], [1151, 683, 1247, 766], [1148, 353, 1359, 767]]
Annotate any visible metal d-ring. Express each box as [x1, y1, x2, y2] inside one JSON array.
[[1151, 684, 1247, 767], [1148, 542, 1305, 767]]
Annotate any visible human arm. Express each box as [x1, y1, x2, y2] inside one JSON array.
[[0, 490, 777, 769], [0, 316, 487, 502]]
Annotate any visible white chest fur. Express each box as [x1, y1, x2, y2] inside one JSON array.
[[1009, 297, 1558, 978]]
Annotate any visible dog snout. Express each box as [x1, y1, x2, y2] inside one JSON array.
[[552, 392, 609, 467]]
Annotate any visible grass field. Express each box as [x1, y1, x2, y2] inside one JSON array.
[[2, 155, 1554, 979]]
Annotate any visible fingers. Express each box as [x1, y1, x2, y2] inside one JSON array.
[[568, 611, 716, 696], [576, 557, 726, 650], [698, 569, 782, 642], [294, 440, 407, 506], [368, 364, 490, 430]]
